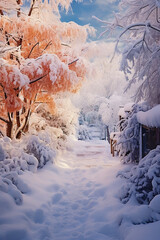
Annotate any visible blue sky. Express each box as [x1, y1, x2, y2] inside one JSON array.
[[60, 0, 119, 40]]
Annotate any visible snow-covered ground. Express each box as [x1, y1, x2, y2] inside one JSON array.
[[0, 139, 160, 240]]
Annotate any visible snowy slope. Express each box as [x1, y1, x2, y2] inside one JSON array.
[[0, 139, 160, 240]]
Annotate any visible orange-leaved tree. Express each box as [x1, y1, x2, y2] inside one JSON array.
[[0, 0, 93, 139]]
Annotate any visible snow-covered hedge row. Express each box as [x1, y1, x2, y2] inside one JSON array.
[[0, 135, 56, 174], [0, 135, 56, 205], [118, 146, 160, 204]]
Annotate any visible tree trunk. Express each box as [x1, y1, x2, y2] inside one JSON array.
[[23, 122, 29, 133], [22, 109, 30, 133], [16, 111, 22, 139], [6, 121, 13, 139]]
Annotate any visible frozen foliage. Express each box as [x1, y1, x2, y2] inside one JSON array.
[[0, 175, 23, 205], [0, 136, 55, 175], [23, 0, 82, 16], [137, 105, 160, 128], [78, 125, 91, 140], [0, 133, 56, 205], [116, 103, 149, 163], [118, 146, 160, 204], [71, 43, 133, 133], [0, 0, 18, 12], [26, 135, 55, 168], [98, 95, 126, 132], [30, 97, 79, 143], [76, 94, 127, 137], [0, 1, 94, 139], [103, 0, 160, 105]]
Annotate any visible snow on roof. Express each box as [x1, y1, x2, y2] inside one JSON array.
[[137, 105, 160, 128]]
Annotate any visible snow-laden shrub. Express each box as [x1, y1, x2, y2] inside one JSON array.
[[149, 195, 160, 213], [32, 97, 79, 140], [78, 125, 91, 140], [0, 134, 56, 205], [118, 146, 160, 204], [0, 139, 38, 174], [116, 103, 149, 163], [0, 175, 23, 205], [3, 171, 30, 194], [25, 135, 55, 168]]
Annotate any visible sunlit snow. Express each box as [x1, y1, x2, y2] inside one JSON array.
[[0, 139, 160, 240]]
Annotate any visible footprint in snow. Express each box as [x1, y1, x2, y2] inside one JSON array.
[[86, 181, 94, 188], [91, 187, 106, 198], [33, 209, 45, 224], [52, 193, 63, 204], [47, 183, 60, 192], [83, 189, 93, 197], [71, 203, 79, 210]]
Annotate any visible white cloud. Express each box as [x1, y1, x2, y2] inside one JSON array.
[[95, 0, 117, 6]]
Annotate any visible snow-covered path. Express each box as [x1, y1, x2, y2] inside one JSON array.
[[19, 140, 122, 240], [1, 139, 160, 240], [47, 140, 121, 240], [1, 140, 124, 240]]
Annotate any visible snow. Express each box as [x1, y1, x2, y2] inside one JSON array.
[[125, 221, 160, 240], [137, 104, 160, 127], [149, 195, 160, 213], [118, 106, 125, 118], [124, 103, 133, 112], [156, 0, 160, 7], [110, 131, 120, 140], [0, 138, 160, 240], [118, 103, 134, 118]]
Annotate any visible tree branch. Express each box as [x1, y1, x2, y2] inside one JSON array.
[[5, 31, 10, 45], [0, 83, 7, 99], [0, 116, 9, 124], [29, 73, 48, 85], [68, 58, 79, 65], [28, 0, 36, 16], [112, 22, 160, 61], [61, 43, 71, 48], [16, 0, 21, 17], [27, 42, 39, 58], [0, 130, 4, 137], [43, 41, 52, 51]]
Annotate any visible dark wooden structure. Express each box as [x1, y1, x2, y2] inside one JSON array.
[[110, 132, 120, 157], [141, 125, 160, 158]]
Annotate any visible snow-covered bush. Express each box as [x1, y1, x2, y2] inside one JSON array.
[[98, 95, 126, 132], [78, 125, 91, 140], [118, 146, 160, 204], [0, 176, 23, 205], [0, 135, 56, 174], [116, 103, 149, 163], [0, 134, 56, 205], [25, 135, 55, 168], [30, 97, 79, 142]]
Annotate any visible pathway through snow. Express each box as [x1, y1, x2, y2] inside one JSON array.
[[1, 139, 160, 240], [20, 140, 122, 240]]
